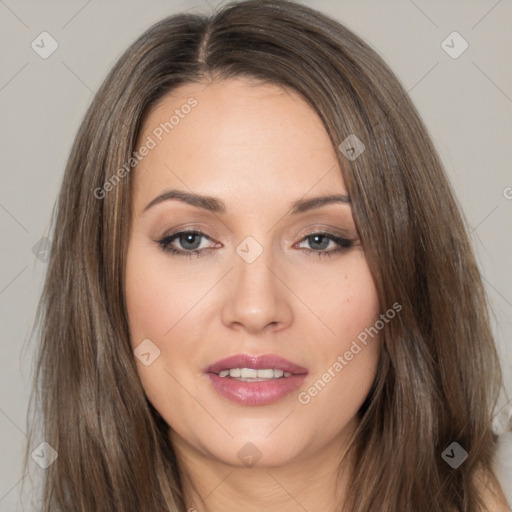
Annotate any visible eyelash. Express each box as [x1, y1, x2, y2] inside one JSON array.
[[155, 229, 354, 259]]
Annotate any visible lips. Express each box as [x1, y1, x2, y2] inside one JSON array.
[[204, 353, 308, 376], [204, 353, 308, 406]]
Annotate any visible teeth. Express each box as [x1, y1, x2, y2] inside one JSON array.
[[217, 368, 293, 379], [241, 368, 258, 378]]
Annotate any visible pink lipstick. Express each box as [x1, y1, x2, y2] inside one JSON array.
[[204, 353, 308, 406]]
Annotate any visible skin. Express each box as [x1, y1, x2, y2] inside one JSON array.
[[125, 77, 383, 512]]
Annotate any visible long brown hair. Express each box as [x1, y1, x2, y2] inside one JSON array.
[[26, 0, 506, 510]]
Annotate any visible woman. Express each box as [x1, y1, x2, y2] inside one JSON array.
[[27, 0, 510, 510]]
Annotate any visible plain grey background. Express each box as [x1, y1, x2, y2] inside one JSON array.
[[0, 0, 511, 509]]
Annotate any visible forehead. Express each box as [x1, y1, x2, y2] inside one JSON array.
[[132, 78, 347, 213]]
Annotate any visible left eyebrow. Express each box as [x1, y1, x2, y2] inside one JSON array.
[[142, 188, 351, 215], [290, 194, 351, 214]]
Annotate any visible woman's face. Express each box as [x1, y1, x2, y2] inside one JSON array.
[[125, 77, 382, 468]]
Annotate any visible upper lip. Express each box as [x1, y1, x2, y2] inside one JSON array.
[[205, 353, 308, 375]]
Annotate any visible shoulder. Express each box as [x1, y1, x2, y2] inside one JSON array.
[[474, 467, 511, 512]]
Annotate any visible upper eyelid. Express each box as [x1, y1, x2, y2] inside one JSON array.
[[160, 221, 354, 237], [159, 228, 353, 247]]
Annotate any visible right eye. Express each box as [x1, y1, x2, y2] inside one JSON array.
[[156, 230, 217, 258]]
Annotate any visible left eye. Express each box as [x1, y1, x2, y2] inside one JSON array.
[[296, 233, 346, 252]]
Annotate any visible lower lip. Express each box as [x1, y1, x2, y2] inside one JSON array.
[[206, 373, 307, 405]]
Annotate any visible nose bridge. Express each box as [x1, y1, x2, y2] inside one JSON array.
[[234, 233, 279, 301], [220, 233, 293, 332]]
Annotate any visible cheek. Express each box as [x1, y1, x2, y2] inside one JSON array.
[[125, 267, 171, 344], [300, 253, 381, 346], [329, 257, 382, 382], [295, 255, 382, 423], [124, 239, 211, 387], [124, 243, 196, 419], [125, 242, 200, 344]]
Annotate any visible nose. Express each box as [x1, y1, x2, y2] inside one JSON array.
[[220, 244, 294, 335]]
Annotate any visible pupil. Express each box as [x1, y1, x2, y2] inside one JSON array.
[[181, 233, 201, 250], [310, 234, 329, 250]]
